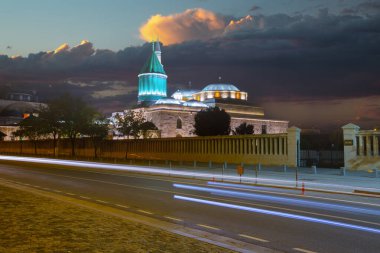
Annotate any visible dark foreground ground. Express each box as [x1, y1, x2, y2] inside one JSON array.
[[0, 184, 232, 253]]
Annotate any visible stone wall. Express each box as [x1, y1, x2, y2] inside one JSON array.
[[145, 109, 197, 138], [0, 128, 301, 167], [230, 117, 288, 134], [143, 107, 288, 138]]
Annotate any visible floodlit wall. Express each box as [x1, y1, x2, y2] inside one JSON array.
[[342, 123, 380, 170], [0, 127, 301, 167]]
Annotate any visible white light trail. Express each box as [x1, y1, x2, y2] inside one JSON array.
[[1, 155, 379, 194], [173, 183, 380, 216], [174, 195, 380, 234]]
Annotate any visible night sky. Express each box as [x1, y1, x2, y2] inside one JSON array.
[[0, 0, 379, 130]]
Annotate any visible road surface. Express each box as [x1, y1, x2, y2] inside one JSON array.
[[0, 160, 379, 253]]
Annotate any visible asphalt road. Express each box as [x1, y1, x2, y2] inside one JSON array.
[[0, 161, 379, 253]]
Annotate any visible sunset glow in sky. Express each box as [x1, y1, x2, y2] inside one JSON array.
[[0, 0, 379, 130]]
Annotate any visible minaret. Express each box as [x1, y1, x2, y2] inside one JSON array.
[[154, 41, 162, 64], [137, 40, 167, 105]]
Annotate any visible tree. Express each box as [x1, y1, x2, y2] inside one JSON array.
[[233, 122, 254, 135], [82, 116, 109, 158], [193, 107, 231, 136], [49, 94, 97, 156], [38, 104, 63, 156], [139, 121, 158, 138], [115, 110, 145, 139], [14, 115, 45, 155], [0, 131, 5, 141]]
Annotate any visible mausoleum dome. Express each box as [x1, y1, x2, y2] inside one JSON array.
[[202, 84, 240, 92], [171, 89, 200, 101]]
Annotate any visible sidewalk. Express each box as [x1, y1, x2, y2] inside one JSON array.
[[137, 161, 380, 194], [1, 155, 379, 195]]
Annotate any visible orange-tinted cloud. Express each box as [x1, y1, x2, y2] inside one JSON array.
[[140, 9, 256, 45], [224, 15, 254, 33], [140, 8, 226, 45], [54, 43, 70, 54]]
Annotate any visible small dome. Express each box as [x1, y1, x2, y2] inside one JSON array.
[[202, 84, 240, 92], [155, 98, 182, 105], [183, 100, 209, 108], [171, 89, 200, 98]]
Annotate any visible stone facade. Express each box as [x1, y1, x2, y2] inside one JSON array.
[[136, 103, 288, 138]]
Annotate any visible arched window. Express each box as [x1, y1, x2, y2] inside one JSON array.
[[176, 118, 182, 129]]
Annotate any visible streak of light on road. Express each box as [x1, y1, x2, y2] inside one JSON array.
[[174, 195, 380, 235], [174, 183, 380, 216], [1, 155, 379, 193]]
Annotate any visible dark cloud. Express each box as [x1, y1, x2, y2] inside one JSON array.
[[250, 5, 261, 12], [0, 10, 379, 128], [357, 1, 380, 12], [341, 1, 380, 15]]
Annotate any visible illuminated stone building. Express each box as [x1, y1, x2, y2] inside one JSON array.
[[114, 41, 288, 138]]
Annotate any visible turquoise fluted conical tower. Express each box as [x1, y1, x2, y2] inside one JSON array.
[[138, 41, 167, 104]]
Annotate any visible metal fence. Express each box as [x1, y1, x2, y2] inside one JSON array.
[[300, 150, 344, 168]]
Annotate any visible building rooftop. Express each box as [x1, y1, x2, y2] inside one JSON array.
[[183, 100, 209, 108], [172, 89, 200, 97], [154, 98, 182, 105], [140, 51, 166, 75], [202, 84, 240, 92]]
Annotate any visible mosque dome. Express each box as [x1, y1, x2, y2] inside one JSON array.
[[193, 83, 247, 102], [171, 89, 200, 101], [183, 100, 208, 108], [154, 98, 182, 105], [202, 84, 240, 92]]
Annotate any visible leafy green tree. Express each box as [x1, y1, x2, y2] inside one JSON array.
[[233, 122, 254, 135], [13, 128, 26, 154], [139, 121, 158, 138], [115, 110, 145, 139], [49, 94, 97, 156], [0, 131, 6, 141], [38, 104, 63, 156], [194, 107, 231, 136], [82, 116, 109, 158], [14, 115, 45, 154]]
